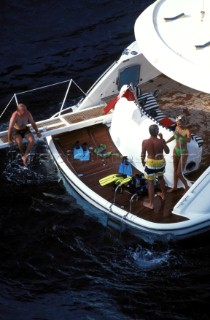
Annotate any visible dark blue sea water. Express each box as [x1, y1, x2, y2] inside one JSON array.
[[1, 1, 210, 319]]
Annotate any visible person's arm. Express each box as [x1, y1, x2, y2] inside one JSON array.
[[158, 133, 170, 154], [8, 112, 16, 144], [166, 135, 175, 144], [141, 140, 146, 166], [163, 141, 170, 154], [28, 111, 42, 138]]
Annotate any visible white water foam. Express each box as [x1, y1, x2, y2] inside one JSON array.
[[130, 244, 173, 270]]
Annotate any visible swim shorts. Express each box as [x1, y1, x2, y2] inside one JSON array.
[[13, 127, 31, 138], [144, 158, 166, 181]]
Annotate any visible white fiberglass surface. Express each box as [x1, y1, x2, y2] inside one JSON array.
[[135, 0, 210, 93]]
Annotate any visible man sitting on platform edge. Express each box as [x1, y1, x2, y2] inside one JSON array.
[[8, 103, 42, 166]]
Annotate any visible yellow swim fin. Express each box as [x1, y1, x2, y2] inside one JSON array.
[[117, 176, 132, 187], [99, 174, 125, 186]]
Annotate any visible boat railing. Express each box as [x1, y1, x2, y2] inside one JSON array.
[[0, 78, 88, 122], [129, 193, 140, 212]]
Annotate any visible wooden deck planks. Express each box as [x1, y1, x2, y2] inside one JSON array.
[[53, 123, 188, 224]]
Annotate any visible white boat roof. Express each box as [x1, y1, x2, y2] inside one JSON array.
[[134, 0, 210, 93]]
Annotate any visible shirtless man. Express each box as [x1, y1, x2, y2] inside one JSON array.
[[141, 124, 170, 209], [8, 103, 42, 166]]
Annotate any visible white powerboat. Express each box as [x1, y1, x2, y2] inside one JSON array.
[[0, 0, 209, 240]]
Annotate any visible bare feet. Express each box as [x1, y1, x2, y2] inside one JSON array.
[[167, 188, 177, 193], [156, 192, 165, 200], [22, 155, 28, 166], [143, 201, 154, 210]]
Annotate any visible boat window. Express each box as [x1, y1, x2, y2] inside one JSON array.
[[118, 65, 140, 90]]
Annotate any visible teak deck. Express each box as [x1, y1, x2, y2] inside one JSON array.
[[53, 123, 188, 224]]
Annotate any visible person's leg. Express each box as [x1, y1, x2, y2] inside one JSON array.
[[22, 133, 35, 165], [14, 134, 25, 154], [157, 175, 166, 200], [177, 153, 189, 191], [143, 179, 154, 209]]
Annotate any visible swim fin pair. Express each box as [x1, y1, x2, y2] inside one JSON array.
[[99, 174, 126, 186], [99, 174, 132, 187], [116, 175, 132, 187], [73, 141, 90, 161], [118, 156, 133, 176]]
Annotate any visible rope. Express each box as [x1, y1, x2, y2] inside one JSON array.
[[15, 79, 72, 96], [0, 95, 15, 119], [0, 78, 87, 120], [59, 79, 73, 115], [71, 79, 87, 97]]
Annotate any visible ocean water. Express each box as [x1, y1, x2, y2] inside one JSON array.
[[1, 1, 210, 319]]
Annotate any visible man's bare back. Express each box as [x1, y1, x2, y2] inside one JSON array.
[[141, 135, 169, 161]]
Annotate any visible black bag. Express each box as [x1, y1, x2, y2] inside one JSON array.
[[128, 173, 148, 196]]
